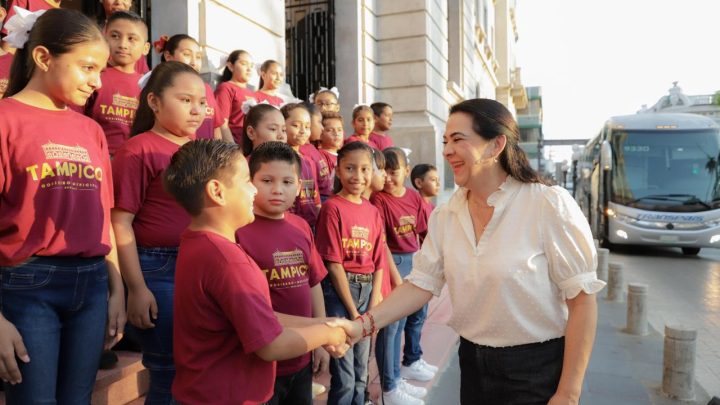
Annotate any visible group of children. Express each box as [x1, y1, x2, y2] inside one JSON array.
[[0, 2, 443, 405]]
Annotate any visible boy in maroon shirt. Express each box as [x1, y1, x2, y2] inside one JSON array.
[[410, 163, 440, 223], [236, 141, 331, 404], [163, 140, 347, 405], [85, 11, 149, 155]]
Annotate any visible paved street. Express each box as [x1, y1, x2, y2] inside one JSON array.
[[426, 245, 720, 404]]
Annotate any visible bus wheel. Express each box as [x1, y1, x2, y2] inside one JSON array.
[[682, 247, 701, 256]]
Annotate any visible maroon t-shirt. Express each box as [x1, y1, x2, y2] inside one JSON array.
[[196, 83, 225, 140], [214, 82, 256, 144], [300, 143, 333, 199], [2, 0, 57, 36], [85, 67, 142, 155], [135, 57, 150, 75], [315, 196, 386, 275], [370, 189, 428, 254], [0, 99, 113, 266], [288, 154, 321, 228], [112, 131, 190, 247], [253, 91, 284, 107], [0, 52, 13, 97], [236, 213, 327, 376], [174, 230, 283, 405], [344, 134, 380, 150], [370, 132, 394, 151]]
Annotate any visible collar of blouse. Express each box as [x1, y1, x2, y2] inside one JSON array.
[[448, 175, 521, 214]]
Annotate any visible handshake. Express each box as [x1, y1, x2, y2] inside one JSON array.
[[320, 314, 374, 359]]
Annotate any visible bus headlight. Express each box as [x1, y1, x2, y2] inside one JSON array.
[[711, 235, 720, 244], [616, 230, 629, 239]]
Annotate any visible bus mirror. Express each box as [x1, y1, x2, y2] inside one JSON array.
[[600, 141, 612, 171]]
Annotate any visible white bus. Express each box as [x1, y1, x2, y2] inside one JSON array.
[[574, 113, 720, 255]]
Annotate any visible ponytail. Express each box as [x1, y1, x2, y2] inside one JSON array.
[[5, 9, 102, 98], [258, 59, 279, 90], [159, 34, 198, 62], [220, 50, 249, 82]]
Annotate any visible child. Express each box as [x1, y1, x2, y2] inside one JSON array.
[[236, 141, 331, 404], [315, 141, 387, 405], [255, 59, 285, 106], [215, 49, 256, 145], [370, 148, 433, 404], [300, 103, 333, 204], [345, 104, 381, 150], [281, 102, 321, 228], [318, 111, 344, 201], [97, 0, 150, 74], [310, 86, 340, 113], [111, 61, 206, 405], [371, 102, 395, 150], [159, 34, 229, 141], [0, 9, 124, 404], [0, 1, 10, 97], [410, 163, 439, 220], [240, 102, 286, 156], [85, 10, 149, 156], [164, 140, 346, 405]]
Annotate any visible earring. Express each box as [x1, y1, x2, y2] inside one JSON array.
[[493, 157, 498, 163]]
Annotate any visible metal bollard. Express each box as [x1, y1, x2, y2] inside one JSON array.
[[625, 283, 648, 335], [596, 248, 609, 282], [662, 325, 697, 400], [606, 262, 625, 302]]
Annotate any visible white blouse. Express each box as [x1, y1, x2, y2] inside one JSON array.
[[407, 176, 605, 347]]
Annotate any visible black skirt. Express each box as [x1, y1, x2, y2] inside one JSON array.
[[459, 336, 565, 405]]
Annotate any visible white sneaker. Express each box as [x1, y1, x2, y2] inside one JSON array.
[[312, 382, 326, 398], [382, 387, 425, 405], [399, 378, 427, 398], [416, 358, 438, 374], [400, 360, 434, 382]]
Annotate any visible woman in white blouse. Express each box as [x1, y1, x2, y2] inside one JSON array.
[[344, 98, 605, 404]]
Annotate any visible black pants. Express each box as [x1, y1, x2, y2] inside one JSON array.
[[459, 337, 564, 405], [267, 363, 313, 405]]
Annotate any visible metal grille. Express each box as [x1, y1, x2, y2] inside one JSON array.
[[285, 0, 335, 102]]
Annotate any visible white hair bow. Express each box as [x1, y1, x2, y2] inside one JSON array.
[[352, 103, 370, 110], [137, 70, 152, 90], [241, 98, 274, 115], [309, 86, 340, 103], [4, 7, 47, 49]]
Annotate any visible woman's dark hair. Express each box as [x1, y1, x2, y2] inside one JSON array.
[[332, 141, 376, 194], [280, 102, 309, 120], [258, 59, 279, 90], [164, 140, 244, 216], [248, 141, 302, 179], [383, 147, 408, 171], [410, 163, 437, 190], [371, 102, 391, 117], [160, 34, 199, 62], [449, 98, 548, 185], [241, 104, 282, 156], [131, 61, 200, 136], [220, 49, 250, 82], [5, 9, 104, 98]]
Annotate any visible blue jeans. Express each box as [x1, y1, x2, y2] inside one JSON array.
[[375, 316, 406, 392], [1, 256, 108, 405], [322, 278, 372, 405], [125, 247, 177, 405], [393, 253, 428, 366]]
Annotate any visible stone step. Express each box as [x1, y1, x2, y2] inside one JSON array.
[[0, 351, 148, 405]]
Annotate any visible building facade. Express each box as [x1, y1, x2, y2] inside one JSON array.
[[147, 0, 527, 189]]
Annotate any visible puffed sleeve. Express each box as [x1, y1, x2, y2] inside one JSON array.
[[407, 207, 446, 296], [541, 186, 605, 300]]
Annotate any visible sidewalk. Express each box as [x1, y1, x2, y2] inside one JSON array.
[[426, 294, 713, 404]]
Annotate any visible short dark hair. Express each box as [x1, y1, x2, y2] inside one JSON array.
[[371, 102, 391, 117], [321, 111, 343, 125], [382, 147, 408, 171], [248, 141, 302, 178], [106, 10, 148, 40], [163, 140, 244, 216], [410, 163, 437, 190]]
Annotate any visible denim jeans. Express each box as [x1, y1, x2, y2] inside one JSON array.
[[1, 256, 108, 405], [375, 316, 406, 392], [459, 337, 564, 405], [267, 363, 313, 405], [125, 247, 177, 405], [394, 253, 428, 366], [322, 277, 372, 405]]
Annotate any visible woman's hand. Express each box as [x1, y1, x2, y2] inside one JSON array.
[[0, 315, 29, 385], [127, 285, 158, 329], [105, 290, 127, 349]]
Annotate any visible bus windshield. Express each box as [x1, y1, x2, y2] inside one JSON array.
[[611, 129, 720, 212]]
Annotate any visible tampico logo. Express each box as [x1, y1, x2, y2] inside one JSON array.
[[351, 225, 370, 240], [42, 142, 91, 163], [112, 93, 139, 109], [273, 248, 305, 267]]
